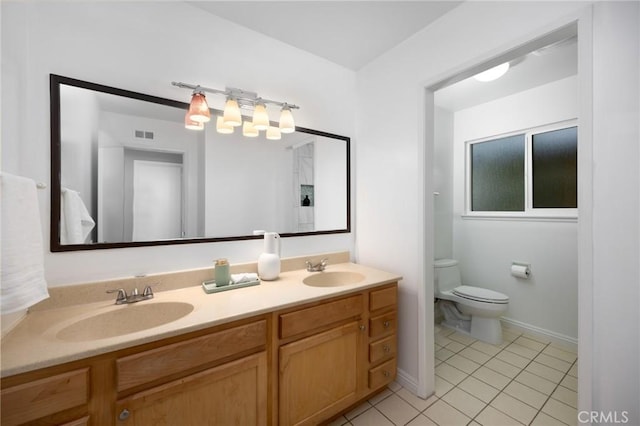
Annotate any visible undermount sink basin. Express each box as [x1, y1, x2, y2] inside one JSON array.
[[302, 271, 366, 287], [55, 302, 194, 342]]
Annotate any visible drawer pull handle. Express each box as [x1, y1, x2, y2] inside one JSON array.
[[383, 370, 390, 377], [119, 409, 130, 421], [383, 320, 391, 328], [383, 344, 391, 353], [359, 324, 366, 331]]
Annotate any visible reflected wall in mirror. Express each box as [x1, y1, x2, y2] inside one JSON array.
[[50, 75, 350, 251]]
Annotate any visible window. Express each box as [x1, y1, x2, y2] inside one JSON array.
[[466, 121, 577, 218]]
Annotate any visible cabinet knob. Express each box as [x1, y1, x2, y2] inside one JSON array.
[[383, 320, 391, 328], [383, 370, 390, 377], [119, 409, 130, 421], [383, 344, 391, 353], [359, 324, 366, 331]]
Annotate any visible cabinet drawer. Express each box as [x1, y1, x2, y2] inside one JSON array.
[[280, 295, 363, 339], [61, 416, 90, 426], [369, 311, 396, 339], [368, 358, 397, 390], [1, 368, 89, 426], [369, 285, 397, 312], [117, 319, 266, 392], [369, 335, 397, 364]]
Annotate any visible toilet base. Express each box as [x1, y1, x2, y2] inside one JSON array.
[[438, 300, 503, 345], [470, 316, 503, 345], [440, 318, 504, 346]]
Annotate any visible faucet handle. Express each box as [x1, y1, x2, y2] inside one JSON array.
[[142, 285, 154, 298], [106, 288, 127, 304]]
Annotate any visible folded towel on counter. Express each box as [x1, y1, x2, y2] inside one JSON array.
[[60, 188, 95, 244], [231, 273, 260, 284], [1, 173, 49, 314]]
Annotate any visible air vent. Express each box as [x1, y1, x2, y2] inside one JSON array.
[[134, 130, 154, 140]]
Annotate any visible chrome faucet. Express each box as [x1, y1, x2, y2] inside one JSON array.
[[107, 286, 154, 305], [306, 258, 328, 272]]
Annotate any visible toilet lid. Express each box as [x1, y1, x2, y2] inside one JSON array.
[[453, 286, 509, 304]]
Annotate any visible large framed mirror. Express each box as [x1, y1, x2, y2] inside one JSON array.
[[50, 74, 350, 251]]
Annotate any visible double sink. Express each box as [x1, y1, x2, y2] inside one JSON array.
[[53, 270, 365, 343]]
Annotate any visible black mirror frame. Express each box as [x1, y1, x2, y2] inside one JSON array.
[[50, 74, 351, 252]]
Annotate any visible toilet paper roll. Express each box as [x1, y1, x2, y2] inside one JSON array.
[[511, 264, 531, 279]]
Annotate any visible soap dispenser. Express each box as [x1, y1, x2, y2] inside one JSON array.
[[258, 232, 280, 280]]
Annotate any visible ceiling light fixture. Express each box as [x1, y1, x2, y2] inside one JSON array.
[[473, 62, 510, 82], [172, 81, 299, 137]]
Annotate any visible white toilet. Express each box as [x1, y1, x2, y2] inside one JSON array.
[[434, 259, 509, 345]]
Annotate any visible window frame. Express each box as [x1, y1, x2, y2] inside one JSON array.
[[464, 119, 578, 220]]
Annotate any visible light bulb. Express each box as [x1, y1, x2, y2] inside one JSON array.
[[223, 98, 242, 127], [243, 121, 259, 137], [216, 116, 234, 134], [252, 103, 270, 130], [187, 92, 210, 123], [185, 113, 204, 130], [279, 106, 295, 134], [266, 126, 281, 140]]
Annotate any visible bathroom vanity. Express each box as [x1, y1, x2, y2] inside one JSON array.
[[0, 253, 399, 425]]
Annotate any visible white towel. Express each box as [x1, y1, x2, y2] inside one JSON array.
[[60, 188, 95, 244], [231, 273, 259, 284], [1, 173, 49, 314]]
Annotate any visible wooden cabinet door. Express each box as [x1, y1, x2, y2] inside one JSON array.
[[279, 322, 360, 426], [115, 352, 267, 426]]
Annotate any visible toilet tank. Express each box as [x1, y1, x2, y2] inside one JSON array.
[[434, 259, 462, 293]]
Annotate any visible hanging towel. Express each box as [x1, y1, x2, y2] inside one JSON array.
[[1, 173, 49, 314], [60, 188, 95, 244]]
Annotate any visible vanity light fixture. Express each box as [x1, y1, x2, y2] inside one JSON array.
[[185, 114, 204, 131], [266, 126, 282, 141], [243, 121, 259, 137], [187, 91, 211, 123], [216, 116, 234, 134], [172, 81, 299, 137]]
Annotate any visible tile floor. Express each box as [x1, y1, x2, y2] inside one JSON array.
[[326, 326, 578, 426]]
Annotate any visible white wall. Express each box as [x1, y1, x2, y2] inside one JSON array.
[[452, 76, 578, 342], [357, 1, 639, 419], [1, 1, 356, 286]]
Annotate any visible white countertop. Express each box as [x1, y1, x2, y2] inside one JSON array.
[[1, 262, 401, 378]]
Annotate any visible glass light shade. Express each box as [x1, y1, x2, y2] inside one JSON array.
[[216, 116, 234, 134], [242, 121, 259, 137], [223, 98, 242, 127], [252, 103, 270, 130], [279, 107, 295, 134], [473, 62, 510, 82], [266, 126, 281, 140], [188, 93, 210, 123], [185, 113, 204, 130]]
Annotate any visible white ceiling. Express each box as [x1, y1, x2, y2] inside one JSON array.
[[188, 1, 463, 71], [188, 2, 577, 111]]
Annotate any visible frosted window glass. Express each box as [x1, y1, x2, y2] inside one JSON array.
[[532, 127, 577, 208], [471, 135, 525, 211]]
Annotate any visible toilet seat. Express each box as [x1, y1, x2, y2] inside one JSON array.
[[453, 286, 509, 304]]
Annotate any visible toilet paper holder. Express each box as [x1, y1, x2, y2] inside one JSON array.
[[511, 262, 531, 279]]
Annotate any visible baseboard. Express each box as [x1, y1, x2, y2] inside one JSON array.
[[395, 368, 419, 395], [501, 317, 578, 352]]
